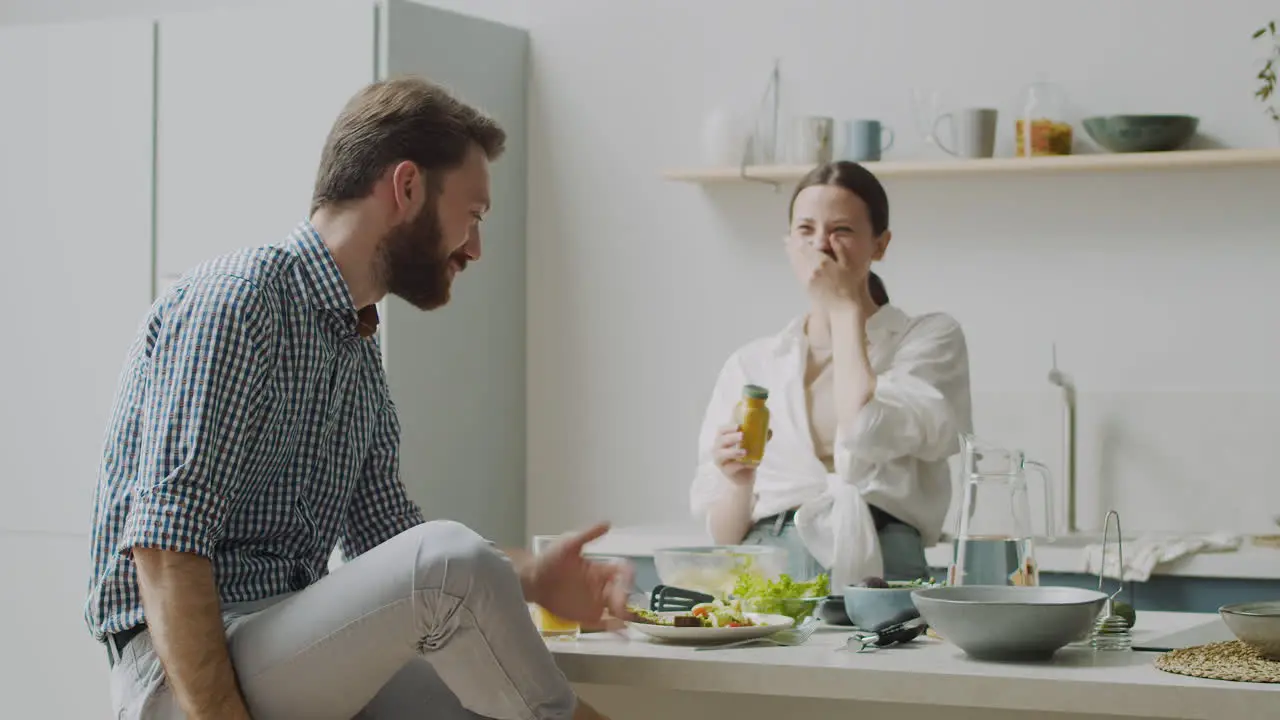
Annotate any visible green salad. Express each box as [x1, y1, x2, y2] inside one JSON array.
[[732, 572, 830, 625]]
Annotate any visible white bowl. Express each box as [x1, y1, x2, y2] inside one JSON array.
[[653, 545, 787, 597], [1220, 601, 1280, 660], [912, 585, 1108, 661]]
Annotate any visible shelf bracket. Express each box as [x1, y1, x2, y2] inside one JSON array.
[[736, 57, 782, 191], [737, 137, 780, 190]]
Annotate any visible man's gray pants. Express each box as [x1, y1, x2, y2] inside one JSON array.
[[108, 521, 578, 720]]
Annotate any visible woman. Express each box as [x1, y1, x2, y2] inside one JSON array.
[[689, 161, 973, 588]]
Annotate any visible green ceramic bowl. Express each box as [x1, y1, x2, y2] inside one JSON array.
[[1082, 114, 1199, 153]]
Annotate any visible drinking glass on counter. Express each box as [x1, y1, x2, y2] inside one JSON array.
[[529, 534, 580, 639]]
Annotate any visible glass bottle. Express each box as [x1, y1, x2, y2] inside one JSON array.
[[1015, 78, 1073, 157], [735, 384, 770, 466]]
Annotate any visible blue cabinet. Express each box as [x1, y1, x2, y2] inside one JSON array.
[[596, 554, 1280, 614]]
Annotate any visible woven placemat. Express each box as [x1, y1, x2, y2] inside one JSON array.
[[1154, 640, 1280, 683]]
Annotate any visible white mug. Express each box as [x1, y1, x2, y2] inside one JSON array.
[[933, 108, 998, 159], [789, 115, 834, 165]]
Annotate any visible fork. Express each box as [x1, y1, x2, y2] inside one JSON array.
[[695, 618, 821, 651]]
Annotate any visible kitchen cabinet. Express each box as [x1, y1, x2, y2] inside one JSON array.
[[154, 0, 375, 286], [553, 611, 1276, 720], [377, 0, 530, 548], [0, 16, 156, 719], [0, 3, 528, 716], [155, 0, 530, 546], [0, 0, 529, 543], [0, 17, 155, 535]]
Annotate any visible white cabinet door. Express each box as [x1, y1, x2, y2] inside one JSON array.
[[0, 530, 112, 716], [0, 19, 154, 534], [155, 0, 374, 281]]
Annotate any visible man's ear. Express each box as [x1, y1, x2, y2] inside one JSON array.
[[389, 160, 420, 215]]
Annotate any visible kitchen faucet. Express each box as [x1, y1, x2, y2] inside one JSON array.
[[1048, 344, 1077, 535]]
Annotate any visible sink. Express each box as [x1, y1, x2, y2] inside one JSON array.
[[936, 533, 1136, 549], [1039, 533, 1138, 549]]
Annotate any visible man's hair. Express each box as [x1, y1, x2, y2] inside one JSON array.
[[310, 76, 507, 213]]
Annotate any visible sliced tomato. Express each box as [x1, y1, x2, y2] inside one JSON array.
[[690, 606, 710, 618], [727, 622, 743, 627]]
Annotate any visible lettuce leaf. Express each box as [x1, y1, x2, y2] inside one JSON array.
[[733, 571, 830, 601]]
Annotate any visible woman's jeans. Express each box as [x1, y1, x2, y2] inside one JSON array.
[[741, 508, 931, 583]]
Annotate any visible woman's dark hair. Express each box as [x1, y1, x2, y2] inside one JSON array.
[[788, 161, 891, 307]]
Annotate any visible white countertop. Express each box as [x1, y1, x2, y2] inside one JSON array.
[[583, 525, 1280, 580], [549, 611, 1279, 720]]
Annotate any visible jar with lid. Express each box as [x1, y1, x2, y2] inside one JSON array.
[[1015, 78, 1073, 157], [735, 384, 771, 466]]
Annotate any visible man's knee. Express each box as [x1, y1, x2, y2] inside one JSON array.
[[407, 520, 516, 592]]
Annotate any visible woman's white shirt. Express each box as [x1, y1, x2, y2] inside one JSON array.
[[688, 304, 973, 587]]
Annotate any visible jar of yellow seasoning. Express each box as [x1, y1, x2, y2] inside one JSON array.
[[1015, 77, 1073, 157], [735, 384, 771, 466]]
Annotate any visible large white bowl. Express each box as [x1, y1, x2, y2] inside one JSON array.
[[653, 545, 787, 597], [912, 585, 1108, 661]]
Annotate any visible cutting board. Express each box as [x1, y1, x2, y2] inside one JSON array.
[[1134, 617, 1235, 652]]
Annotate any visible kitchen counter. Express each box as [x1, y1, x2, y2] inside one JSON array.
[[583, 525, 1280, 581], [550, 611, 1278, 720]]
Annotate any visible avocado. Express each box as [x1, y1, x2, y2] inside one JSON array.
[[1112, 600, 1137, 628]]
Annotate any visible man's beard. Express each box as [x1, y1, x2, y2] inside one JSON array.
[[377, 202, 457, 311]]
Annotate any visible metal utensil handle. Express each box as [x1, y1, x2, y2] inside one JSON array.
[[1098, 510, 1125, 599], [649, 585, 715, 612]]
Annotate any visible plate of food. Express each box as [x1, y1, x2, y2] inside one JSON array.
[[626, 598, 794, 644]]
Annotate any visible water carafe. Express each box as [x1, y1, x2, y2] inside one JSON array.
[[949, 433, 1056, 587]]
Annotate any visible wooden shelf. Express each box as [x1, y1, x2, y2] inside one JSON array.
[[662, 147, 1280, 184]]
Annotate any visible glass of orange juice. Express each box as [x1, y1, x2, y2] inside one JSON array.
[[530, 534, 580, 639]]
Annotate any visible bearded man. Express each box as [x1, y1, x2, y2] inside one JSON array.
[[85, 77, 630, 720]]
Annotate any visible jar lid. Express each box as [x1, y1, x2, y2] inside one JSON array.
[[742, 384, 769, 399]]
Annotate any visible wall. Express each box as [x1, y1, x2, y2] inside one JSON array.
[[0, 0, 529, 27], [524, 0, 1280, 541]]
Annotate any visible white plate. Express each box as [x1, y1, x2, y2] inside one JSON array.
[[626, 612, 795, 644]]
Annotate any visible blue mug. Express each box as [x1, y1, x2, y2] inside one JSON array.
[[838, 119, 895, 162]]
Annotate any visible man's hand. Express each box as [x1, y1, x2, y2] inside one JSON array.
[[134, 548, 252, 720], [521, 523, 637, 629]]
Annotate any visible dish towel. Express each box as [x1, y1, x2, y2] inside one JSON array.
[[1080, 532, 1242, 582]]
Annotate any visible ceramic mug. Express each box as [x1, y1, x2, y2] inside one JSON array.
[[837, 119, 895, 162], [933, 108, 998, 158], [789, 115, 834, 165]]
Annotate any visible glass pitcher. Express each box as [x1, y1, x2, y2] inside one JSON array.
[[949, 433, 1056, 587]]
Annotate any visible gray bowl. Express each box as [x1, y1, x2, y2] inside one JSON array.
[[912, 585, 1108, 661], [1081, 114, 1199, 153], [1220, 601, 1280, 660], [817, 594, 853, 625], [843, 582, 936, 631]]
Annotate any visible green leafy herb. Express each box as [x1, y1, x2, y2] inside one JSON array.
[[732, 572, 831, 624], [888, 577, 941, 588], [733, 571, 829, 600], [1255, 21, 1279, 123]]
